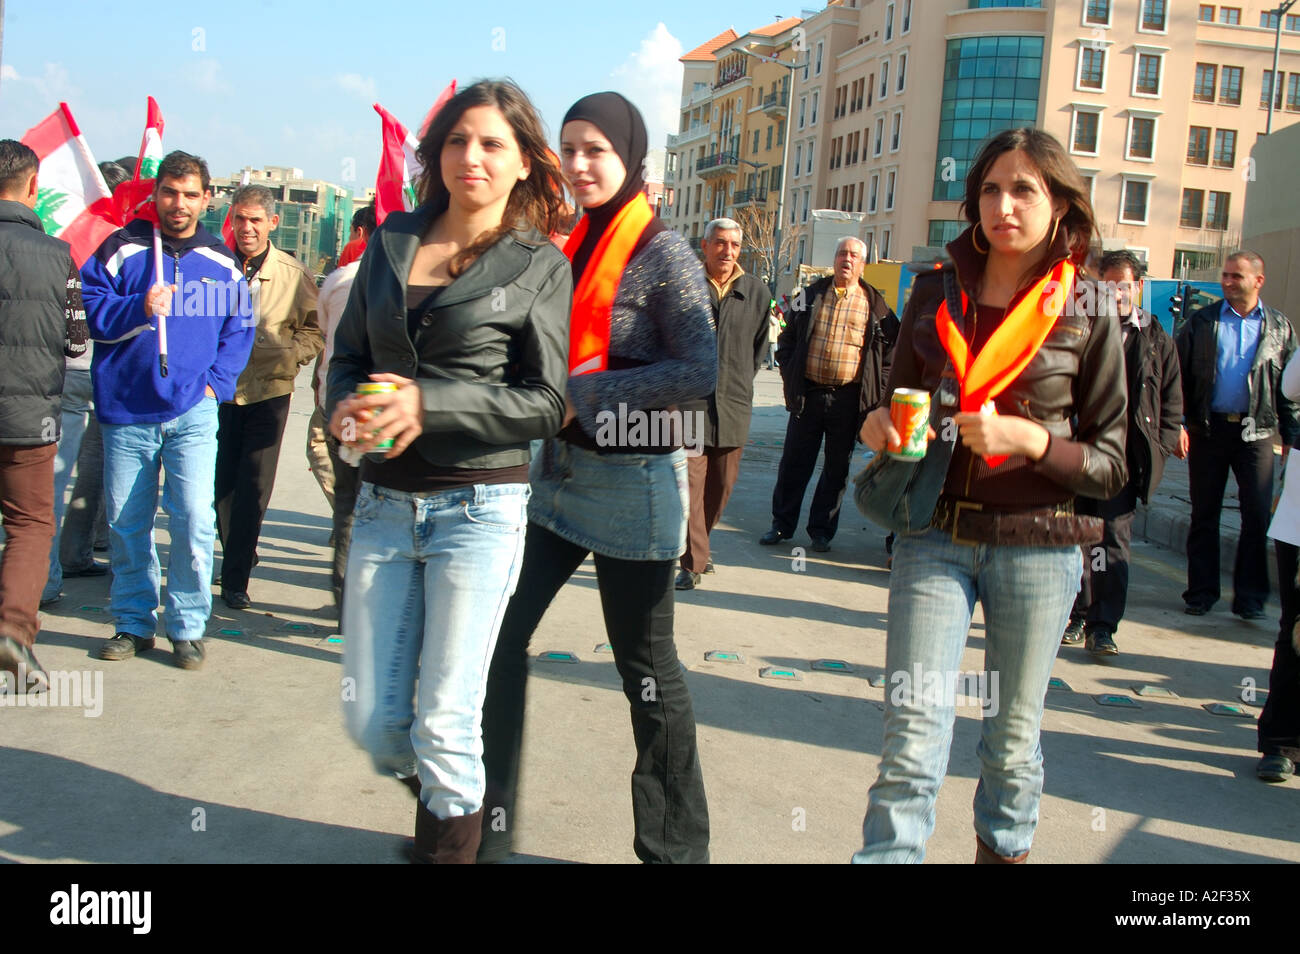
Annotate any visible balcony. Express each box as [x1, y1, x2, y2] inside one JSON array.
[[681, 86, 713, 110], [732, 188, 764, 207], [762, 90, 789, 120], [696, 152, 739, 179], [666, 124, 709, 150]]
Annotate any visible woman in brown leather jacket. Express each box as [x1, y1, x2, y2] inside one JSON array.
[[853, 128, 1127, 863]]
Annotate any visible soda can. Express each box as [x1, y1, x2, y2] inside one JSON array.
[[886, 388, 930, 461], [355, 381, 397, 453]]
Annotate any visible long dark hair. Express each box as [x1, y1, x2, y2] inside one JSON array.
[[414, 79, 566, 276], [960, 127, 1096, 265]]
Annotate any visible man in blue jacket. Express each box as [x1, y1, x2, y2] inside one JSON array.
[[80, 151, 254, 670]]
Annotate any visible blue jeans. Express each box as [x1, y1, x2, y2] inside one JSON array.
[[854, 528, 1082, 863], [43, 368, 94, 602], [342, 481, 528, 819], [101, 396, 219, 643]]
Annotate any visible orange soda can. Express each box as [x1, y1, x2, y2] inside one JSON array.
[[886, 388, 930, 461], [355, 381, 398, 452]]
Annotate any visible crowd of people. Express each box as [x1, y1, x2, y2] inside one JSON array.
[[0, 79, 1297, 864]]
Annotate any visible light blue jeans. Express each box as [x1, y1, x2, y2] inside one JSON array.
[[342, 481, 529, 819], [854, 528, 1082, 863], [42, 368, 94, 602], [101, 396, 219, 643]]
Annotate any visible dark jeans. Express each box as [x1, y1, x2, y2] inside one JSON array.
[[1184, 419, 1273, 613], [1071, 482, 1138, 633], [1260, 541, 1300, 759], [215, 396, 291, 593], [61, 413, 109, 568], [479, 522, 710, 863], [325, 430, 359, 614], [771, 381, 859, 540], [0, 443, 56, 647]]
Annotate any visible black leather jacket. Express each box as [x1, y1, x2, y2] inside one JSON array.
[[325, 205, 572, 469], [886, 226, 1128, 503], [1176, 299, 1300, 445]]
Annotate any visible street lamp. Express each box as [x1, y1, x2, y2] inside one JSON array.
[[1267, 0, 1296, 135], [739, 44, 805, 297]]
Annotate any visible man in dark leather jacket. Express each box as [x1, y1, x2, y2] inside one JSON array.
[[1176, 250, 1299, 619], [760, 237, 898, 552]]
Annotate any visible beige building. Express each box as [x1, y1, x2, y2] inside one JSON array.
[[1244, 121, 1300, 322], [667, 0, 1300, 280]]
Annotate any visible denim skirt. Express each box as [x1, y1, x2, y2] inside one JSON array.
[[527, 438, 689, 561]]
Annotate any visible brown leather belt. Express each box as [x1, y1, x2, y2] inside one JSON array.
[[931, 496, 1103, 547]]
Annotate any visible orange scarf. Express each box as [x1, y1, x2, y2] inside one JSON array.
[[563, 194, 654, 375], [936, 259, 1075, 467]]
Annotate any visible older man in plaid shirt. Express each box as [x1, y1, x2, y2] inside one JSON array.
[[760, 237, 899, 552]]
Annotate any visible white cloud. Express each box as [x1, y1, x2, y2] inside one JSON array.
[[335, 73, 377, 100], [1, 65, 19, 82], [184, 58, 231, 94], [1, 62, 81, 102], [610, 23, 684, 150]]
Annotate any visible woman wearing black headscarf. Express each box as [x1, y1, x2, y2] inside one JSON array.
[[477, 92, 716, 863]]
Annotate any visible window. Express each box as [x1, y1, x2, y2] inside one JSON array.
[[1127, 116, 1155, 159], [881, 228, 891, 260], [1079, 48, 1106, 90], [799, 97, 806, 129], [1140, 0, 1167, 31], [864, 230, 875, 259], [1120, 178, 1150, 224], [927, 220, 964, 246], [1289, 74, 1300, 111], [897, 53, 907, 92], [778, 123, 784, 146], [806, 141, 814, 175], [815, 41, 823, 75], [795, 238, 804, 270], [766, 125, 774, 150], [886, 2, 895, 40], [885, 171, 896, 211], [1072, 109, 1100, 153], [753, 130, 760, 155], [811, 91, 819, 124], [1085, 0, 1110, 26], [1134, 53, 1161, 96], [1180, 189, 1204, 228], [1213, 128, 1236, 167], [1219, 7, 1240, 25], [868, 173, 879, 213], [1186, 126, 1210, 164], [1289, 14, 1300, 31], [1262, 11, 1280, 28], [880, 59, 890, 98], [1262, 70, 1285, 109], [1220, 65, 1242, 104], [890, 111, 902, 151], [802, 188, 810, 222], [794, 144, 802, 177], [1206, 190, 1230, 230], [858, 182, 865, 212], [874, 117, 884, 156], [1193, 63, 1217, 101], [1199, 4, 1214, 20], [902, 0, 912, 33]]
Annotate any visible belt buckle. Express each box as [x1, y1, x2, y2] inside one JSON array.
[[951, 499, 984, 546]]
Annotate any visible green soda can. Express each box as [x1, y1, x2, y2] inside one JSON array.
[[355, 381, 397, 455], [886, 388, 930, 461]]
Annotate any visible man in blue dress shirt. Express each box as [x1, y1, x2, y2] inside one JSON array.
[[1176, 251, 1300, 619]]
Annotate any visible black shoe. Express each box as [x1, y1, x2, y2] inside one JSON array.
[[810, 536, 831, 553], [1235, 606, 1267, 621], [39, 591, 63, 608], [703, 562, 715, 574], [1256, 755, 1295, 783], [222, 590, 251, 610], [99, 632, 155, 661], [172, 638, 206, 670], [1086, 631, 1118, 656], [1062, 620, 1085, 646], [1184, 603, 1210, 616], [62, 561, 110, 578], [759, 526, 791, 545], [0, 636, 48, 694], [675, 569, 701, 591]]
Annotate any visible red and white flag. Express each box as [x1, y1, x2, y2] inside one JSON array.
[[20, 102, 117, 267], [112, 96, 165, 225], [372, 81, 455, 226]]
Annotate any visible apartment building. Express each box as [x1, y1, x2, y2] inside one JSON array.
[[670, 0, 1300, 278]]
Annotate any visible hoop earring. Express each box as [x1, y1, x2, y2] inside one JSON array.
[[971, 225, 989, 254]]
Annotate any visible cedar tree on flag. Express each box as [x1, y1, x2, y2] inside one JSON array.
[[20, 102, 117, 267]]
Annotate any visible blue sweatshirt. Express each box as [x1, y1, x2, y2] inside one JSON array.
[[81, 218, 255, 424]]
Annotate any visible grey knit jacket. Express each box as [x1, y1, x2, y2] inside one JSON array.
[[567, 229, 717, 435]]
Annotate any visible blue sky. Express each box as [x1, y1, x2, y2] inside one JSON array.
[[1, 0, 790, 189]]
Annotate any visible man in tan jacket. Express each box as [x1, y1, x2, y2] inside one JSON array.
[[215, 184, 323, 609]]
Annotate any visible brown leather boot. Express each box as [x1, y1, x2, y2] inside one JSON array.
[[408, 803, 483, 864], [975, 835, 1029, 864]]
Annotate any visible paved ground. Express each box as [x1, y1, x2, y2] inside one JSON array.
[[2, 369, 1295, 864]]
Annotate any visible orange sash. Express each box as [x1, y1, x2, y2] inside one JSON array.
[[935, 259, 1075, 467], [563, 194, 654, 375]]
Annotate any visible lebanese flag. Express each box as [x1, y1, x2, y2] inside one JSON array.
[[20, 102, 117, 267], [373, 82, 455, 226], [221, 169, 251, 250], [112, 96, 165, 225]]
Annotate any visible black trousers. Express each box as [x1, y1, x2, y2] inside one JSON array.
[[1184, 419, 1274, 613], [1071, 482, 1138, 633], [325, 430, 359, 615], [1260, 541, 1300, 759], [214, 395, 291, 593], [479, 522, 710, 863], [771, 382, 859, 540]]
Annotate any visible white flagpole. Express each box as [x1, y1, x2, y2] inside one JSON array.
[[152, 225, 169, 377]]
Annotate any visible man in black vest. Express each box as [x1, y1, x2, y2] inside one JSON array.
[[676, 218, 771, 590], [0, 140, 88, 692]]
